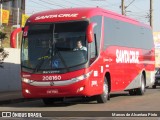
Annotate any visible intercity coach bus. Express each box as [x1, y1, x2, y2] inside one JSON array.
[[10, 7, 155, 105]]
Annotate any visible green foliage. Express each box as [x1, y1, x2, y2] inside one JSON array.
[[0, 48, 9, 68], [0, 31, 8, 41], [0, 31, 8, 47], [0, 47, 3, 52]]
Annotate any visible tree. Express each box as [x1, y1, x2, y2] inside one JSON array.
[[0, 48, 9, 68], [0, 31, 8, 68], [0, 31, 7, 47]]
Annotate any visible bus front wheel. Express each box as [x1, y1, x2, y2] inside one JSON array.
[[96, 77, 109, 103]]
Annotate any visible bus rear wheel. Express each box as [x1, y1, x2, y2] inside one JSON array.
[[129, 74, 145, 96], [152, 85, 156, 89], [136, 74, 145, 95], [42, 98, 63, 105], [96, 77, 109, 103]]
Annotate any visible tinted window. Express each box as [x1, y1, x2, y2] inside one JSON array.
[[104, 17, 153, 50], [90, 37, 97, 59], [90, 16, 102, 53], [22, 21, 88, 73]]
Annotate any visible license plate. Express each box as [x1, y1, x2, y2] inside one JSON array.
[[46, 89, 58, 94]]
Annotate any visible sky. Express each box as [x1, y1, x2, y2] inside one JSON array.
[[26, 0, 160, 32]]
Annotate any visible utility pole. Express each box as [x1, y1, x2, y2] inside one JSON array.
[[150, 0, 153, 29], [121, 0, 125, 15], [17, 8, 19, 49], [0, 0, 2, 28]]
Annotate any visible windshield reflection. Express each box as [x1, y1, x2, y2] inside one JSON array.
[[21, 21, 88, 72]]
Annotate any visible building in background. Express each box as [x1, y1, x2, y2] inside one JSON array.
[[153, 32, 160, 68], [0, 0, 26, 48], [1, 0, 25, 26]]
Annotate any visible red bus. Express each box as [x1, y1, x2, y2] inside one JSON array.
[[11, 7, 155, 105]]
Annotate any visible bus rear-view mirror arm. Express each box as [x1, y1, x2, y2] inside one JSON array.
[[10, 27, 23, 48], [86, 23, 97, 43]]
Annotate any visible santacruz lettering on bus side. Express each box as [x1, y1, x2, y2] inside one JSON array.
[[116, 49, 139, 63]]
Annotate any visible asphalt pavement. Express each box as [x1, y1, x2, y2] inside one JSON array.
[[0, 91, 26, 105]]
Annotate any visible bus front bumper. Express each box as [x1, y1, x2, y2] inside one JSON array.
[[22, 79, 91, 98]]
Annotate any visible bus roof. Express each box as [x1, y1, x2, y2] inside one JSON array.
[[27, 7, 150, 29]]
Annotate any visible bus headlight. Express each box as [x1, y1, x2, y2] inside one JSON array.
[[71, 71, 92, 82], [22, 78, 34, 84]]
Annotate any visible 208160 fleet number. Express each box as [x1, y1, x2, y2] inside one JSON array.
[[42, 76, 61, 81]]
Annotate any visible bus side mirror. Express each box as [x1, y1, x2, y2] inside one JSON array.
[[86, 23, 97, 43], [10, 27, 23, 48]]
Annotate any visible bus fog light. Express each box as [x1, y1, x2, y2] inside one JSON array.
[[77, 87, 84, 92], [25, 89, 30, 94]]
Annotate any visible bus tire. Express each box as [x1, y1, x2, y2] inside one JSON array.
[[96, 77, 109, 103], [152, 85, 156, 89], [136, 74, 145, 95]]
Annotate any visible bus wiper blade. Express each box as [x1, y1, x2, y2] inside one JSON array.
[[33, 49, 50, 73], [33, 58, 45, 73], [54, 49, 70, 72]]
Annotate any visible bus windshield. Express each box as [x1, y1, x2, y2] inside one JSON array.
[[21, 21, 88, 72]]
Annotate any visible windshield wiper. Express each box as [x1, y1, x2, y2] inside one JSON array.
[[33, 49, 50, 73], [54, 48, 70, 72], [51, 36, 70, 72], [33, 48, 70, 73]]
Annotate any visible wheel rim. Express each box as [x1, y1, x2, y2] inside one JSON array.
[[141, 76, 145, 92], [103, 82, 108, 98]]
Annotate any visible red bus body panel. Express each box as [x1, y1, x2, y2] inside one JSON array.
[[20, 7, 155, 98]]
